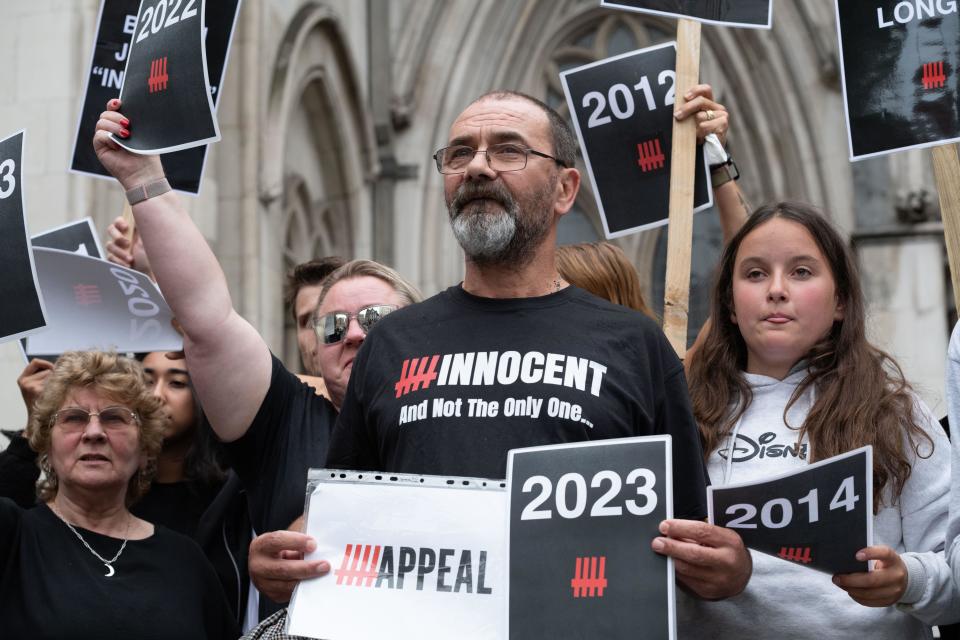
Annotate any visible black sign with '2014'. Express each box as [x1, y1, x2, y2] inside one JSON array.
[[507, 436, 674, 640], [561, 42, 711, 238], [709, 446, 872, 575]]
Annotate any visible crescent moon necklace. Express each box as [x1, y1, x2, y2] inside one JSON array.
[[51, 504, 131, 577]]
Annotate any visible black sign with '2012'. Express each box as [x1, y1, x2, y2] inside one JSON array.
[[709, 446, 872, 575], [507, 436, 674, 640], [561, 42, 711, 238]]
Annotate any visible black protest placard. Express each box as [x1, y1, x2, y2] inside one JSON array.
[[71, 0, 241, 191], [709, 447, 872, 575], [0, 131, 47, 344], [507, 437, 674, 640], [114, 0, 219, 154], [561, 42, 712, 238], [601, 0, 773, 29], [25, 248, 182, 357], [836, 1, 960, 160]]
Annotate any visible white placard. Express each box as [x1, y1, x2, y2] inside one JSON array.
[[287, 471, 507, 640]]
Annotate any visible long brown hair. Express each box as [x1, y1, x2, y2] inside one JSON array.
[[688, 202, 932, 511], [557, 242, 657, 320]]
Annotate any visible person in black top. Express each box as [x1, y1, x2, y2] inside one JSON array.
[[0, 350, 236, 639]]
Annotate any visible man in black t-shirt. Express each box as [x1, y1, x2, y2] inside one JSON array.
[[244, 90, 751, 605]]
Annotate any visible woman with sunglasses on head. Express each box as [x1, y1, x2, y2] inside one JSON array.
[[0, 350, 236, 639]]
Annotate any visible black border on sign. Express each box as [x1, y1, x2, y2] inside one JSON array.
[[32, 217, 106, 259], [560, 41, 714, 239], [505, 434, 676, 640], [600, 0, 774, 30], [833, 0, 960, 161]]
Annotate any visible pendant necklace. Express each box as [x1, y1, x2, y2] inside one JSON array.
[[51, 504, 131, 577]]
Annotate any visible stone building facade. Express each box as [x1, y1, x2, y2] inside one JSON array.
[[0, 0, 951, 430]]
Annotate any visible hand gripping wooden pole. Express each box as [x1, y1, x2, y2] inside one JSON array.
[[663, 19, 702, 358], [932, 144, 960, 307]]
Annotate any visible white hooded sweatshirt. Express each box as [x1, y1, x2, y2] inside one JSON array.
[[678, 368, 956, 638]]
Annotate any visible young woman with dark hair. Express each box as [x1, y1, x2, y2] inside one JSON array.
[[682, 201, 957, 637]]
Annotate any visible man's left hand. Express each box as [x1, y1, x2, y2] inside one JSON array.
[[651, 518, 751, 600]]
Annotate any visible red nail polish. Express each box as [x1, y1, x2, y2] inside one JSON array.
[[119, 129, 130, 138], [111, 99, 119, 107], [120, 118, 130, 128]]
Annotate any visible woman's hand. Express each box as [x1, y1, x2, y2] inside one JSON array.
[[832, 546, 908, 607], [93, 99, 164, 190], [674, 84, 730, 146]]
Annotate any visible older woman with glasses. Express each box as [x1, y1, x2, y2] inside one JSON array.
[[0, 350, 237, 639]]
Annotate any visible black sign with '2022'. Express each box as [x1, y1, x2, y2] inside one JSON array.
[[561, 42, 711, 238], [507, 436, 674, 640], [116, 0, 219, 154], [836, 0, 960, 160], [709, 446, 872, 575]]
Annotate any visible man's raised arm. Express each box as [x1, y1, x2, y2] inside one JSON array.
[[93, 99, 271, 442]]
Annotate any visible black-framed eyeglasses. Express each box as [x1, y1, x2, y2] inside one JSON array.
[[52, 406, 139, 432], [433, 143, 568, 175], [312, 305, 398, 345]]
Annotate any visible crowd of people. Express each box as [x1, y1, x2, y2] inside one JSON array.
[[0, 80, 957, 640]]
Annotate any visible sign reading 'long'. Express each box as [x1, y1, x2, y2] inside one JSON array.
[[709, 446, 873, 575], [507, 437, 675, 640], [836, 0, 960, 160], [561, 42, 712, 238]]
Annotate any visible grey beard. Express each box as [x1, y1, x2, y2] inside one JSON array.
[[448, 180, 554, 268]]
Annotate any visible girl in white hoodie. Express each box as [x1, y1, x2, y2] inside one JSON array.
[[681, 202, 957, 638]]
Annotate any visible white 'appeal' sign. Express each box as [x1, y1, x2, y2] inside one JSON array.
[[287, 471, 507, 640]]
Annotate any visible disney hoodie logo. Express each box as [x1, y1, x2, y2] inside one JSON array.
[[718, 432, 807, 462]]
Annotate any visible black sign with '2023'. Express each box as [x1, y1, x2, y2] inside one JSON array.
[[709, 446, 872, 575], [507, 436, 674, 640], [561, 42, 711, 238]]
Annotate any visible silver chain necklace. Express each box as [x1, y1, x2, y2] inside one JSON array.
[[51, 504, 131, 577]]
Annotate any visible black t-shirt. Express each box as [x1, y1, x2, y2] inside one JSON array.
[[328, 285, 708, 519], [225, 355, 337, 533], [0, 499, 237, 639], [133, 480, 222, 538]]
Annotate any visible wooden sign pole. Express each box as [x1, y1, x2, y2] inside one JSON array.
[[932, 143, 960, 307], [663, 18, 701, 358]]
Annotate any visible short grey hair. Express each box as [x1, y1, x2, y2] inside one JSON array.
[[316, 260, 423, 313]]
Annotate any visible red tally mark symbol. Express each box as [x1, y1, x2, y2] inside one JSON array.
[[777, 546, 813, 565], [335, 543, 382, 587], [637, 137, 665, 173], [394, 355, 440, 398], [922, 61, 946, 90], [571, 556, 607, 598], [148, 57, 169, 93], [73, 284, 102, 306]]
